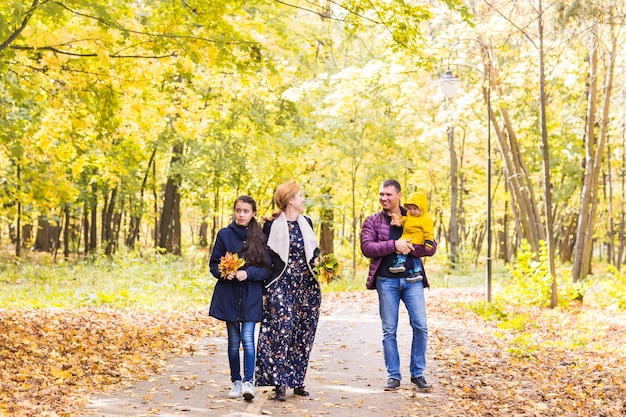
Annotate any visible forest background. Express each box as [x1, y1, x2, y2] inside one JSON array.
[[2, 1, 626, 416], [3, 0, 626, 308]]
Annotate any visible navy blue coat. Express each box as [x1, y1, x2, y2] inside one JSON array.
[[208, 221, 271, 322]]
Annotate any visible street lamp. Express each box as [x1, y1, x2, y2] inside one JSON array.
[[486, 66, 492, 303], [439, 70, 461, 99], [439, 66, 492, 303], [439, 70, 461, 269]]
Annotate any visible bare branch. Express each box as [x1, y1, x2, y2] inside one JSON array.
[[0, 0, 41, 52], [52, 1, 257, 46], [276, 0, 380, 24], [11, 44, 179, 59]]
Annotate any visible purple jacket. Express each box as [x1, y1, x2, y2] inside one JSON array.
[[360, 208, 437, 290]]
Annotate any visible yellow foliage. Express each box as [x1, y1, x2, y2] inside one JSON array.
[[313, 253, 342, 284], [218, 252, 245, 277]]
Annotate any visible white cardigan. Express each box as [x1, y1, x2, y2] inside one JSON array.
[[265, 212, 318, 287]]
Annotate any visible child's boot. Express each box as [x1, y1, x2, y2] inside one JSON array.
[[389, 259, 406, 273], [406, 269, 424, 283]]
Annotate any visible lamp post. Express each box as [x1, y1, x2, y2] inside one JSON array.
[[486, 66, 492, 303], [439, 70, 461, 268], [440, 66, 492, 302]]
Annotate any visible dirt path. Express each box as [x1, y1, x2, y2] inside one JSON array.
[[85, 289, 470, 417]]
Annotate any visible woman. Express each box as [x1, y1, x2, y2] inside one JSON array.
[[255, 180, 322, 401], [209, 195, 271, 401]]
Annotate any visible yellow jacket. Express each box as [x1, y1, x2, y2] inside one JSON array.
[[399, 193, 434, 247]]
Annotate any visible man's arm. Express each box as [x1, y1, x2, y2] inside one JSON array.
[[360, 215, 399, 259], [410, 240, 437, 258]]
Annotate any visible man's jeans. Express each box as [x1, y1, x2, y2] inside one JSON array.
[[376, 276, 428, 380], [226, 321, 256, 382]]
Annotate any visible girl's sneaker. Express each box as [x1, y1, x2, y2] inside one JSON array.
[[242, 381, 255, 401], [228, 380, 242, 398]]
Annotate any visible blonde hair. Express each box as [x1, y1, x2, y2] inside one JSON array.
[[264, 179, 301, 221]]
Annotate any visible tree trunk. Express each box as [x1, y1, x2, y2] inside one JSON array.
[[585, 26, 617, 274], [448, 126, 459, 268], [127, 148, 156, 249], [83, 201, 89, 256], [618, 131, 626, 270], [101, 191, 108, 247], [502, 194, 510, 263], [104, 187, 118, 256], [478, 43, 544, 254], [153, 158, 159, 247], [34, 217, 50, 251], [158, 144, 183, 255], [573, 22, 616, 281], [208, 181, 220, 253], [16, 163, 21, 258], [199, 220, 209, 247], [572, 27, 598, 282], [90, 182, 98, 252], [537, 0, 557, 308], [64, 206, 70, 260], [319, 190, 334, 255], [607, 143, 615, 266]]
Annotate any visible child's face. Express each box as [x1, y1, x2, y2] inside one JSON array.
[[406, 204, 421, 216]]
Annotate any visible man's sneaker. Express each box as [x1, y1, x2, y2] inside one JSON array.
[[241, 381, 255, 401], [411, 376, 432, 392], [228, 380, 242, 398], [383, 378, 401, 391]]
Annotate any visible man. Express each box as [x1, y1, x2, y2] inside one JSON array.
[[360, 179, 437, 392]]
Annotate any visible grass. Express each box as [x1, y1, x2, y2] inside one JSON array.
[[0, 252, 213, 310], [0, 250, 489, 310]]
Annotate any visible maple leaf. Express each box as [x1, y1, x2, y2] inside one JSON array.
[[313, 253, 342, 284], [218, 252, 245, 277]]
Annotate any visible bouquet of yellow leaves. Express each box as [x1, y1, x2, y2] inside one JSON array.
[[218, 252, 245, 277], [313, 253, 342, 284]]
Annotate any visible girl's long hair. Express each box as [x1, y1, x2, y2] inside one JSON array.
[[236, 195, 270, 270]]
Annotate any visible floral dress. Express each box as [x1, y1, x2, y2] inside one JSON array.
[[255, 221, 322, 388]]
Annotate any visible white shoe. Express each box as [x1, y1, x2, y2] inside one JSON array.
[[229, 380, 242, 398], [242, 380, 255, 401]]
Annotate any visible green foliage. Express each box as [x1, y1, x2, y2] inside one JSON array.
[[576, 265, 626, 311], [499, 240, 553, 307], [468, 300, 508, 321], [466, 299, 536, 357], [496, 241, 626, 311], [506, 333, 539, 358], [0, 253, 213, 310]]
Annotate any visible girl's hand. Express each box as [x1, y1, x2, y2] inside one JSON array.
[[235, 270, 248, 281]]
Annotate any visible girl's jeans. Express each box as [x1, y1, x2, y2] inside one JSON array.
[[226, 321, 256, 382]]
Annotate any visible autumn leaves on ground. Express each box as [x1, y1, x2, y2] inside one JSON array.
[[0, 309, 219, 417], [2, 290, 625, 417]]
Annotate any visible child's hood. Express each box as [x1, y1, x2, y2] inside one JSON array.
[[405, 192, 428, 214]]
